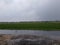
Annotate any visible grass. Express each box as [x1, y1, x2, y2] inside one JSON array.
[[0, 21, 60, 30]]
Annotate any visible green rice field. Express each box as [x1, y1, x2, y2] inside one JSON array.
[[0, 21, 60, 30]]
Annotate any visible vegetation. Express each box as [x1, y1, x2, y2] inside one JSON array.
[[0, 21, 60, 30]]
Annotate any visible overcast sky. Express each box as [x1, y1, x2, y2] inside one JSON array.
[[0, 0, 60, 22]]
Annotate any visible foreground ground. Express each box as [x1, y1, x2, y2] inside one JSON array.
[[0, 21, 60, 30], [0, 34, 60, 45]]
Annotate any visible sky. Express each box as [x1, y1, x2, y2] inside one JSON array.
[[0, 0, 60, 22]]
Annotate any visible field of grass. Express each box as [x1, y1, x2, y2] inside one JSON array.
[[0, 22, 60, 30]]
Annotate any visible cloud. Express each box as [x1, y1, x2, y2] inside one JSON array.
[[0, 0, 41, 22], [40, 0, 60, 21], [0, 0, 60, 22]]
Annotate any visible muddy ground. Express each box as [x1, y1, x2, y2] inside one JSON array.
[[0, 34, 60, 45]]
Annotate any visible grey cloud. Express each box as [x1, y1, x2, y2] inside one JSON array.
[[0, 0, 60, 22], [39, 0, 60, 21]]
